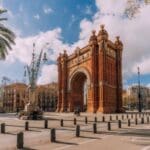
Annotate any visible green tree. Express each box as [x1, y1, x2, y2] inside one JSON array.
[[0, 9, 15, 59]]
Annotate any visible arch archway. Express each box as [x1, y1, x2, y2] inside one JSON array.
[[69, 71, 90, 112], [57, 25, 123, 113]]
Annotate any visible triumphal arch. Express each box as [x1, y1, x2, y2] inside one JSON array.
[[57, 25, 123, 113]]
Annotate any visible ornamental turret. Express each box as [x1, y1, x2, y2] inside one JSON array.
[[57, 53, 62, 62], [89, 30, 97, 46], [97, 24, 109, 42], [115, 36, 123, 50], [62, 50, 68, 59]]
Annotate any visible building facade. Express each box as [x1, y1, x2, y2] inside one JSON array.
[[3, 83, 28, 112], [57, 25, 123, 113], [123, 85, 150, 110], [2, 82, 58, 112], [36, 82, 58, 111]]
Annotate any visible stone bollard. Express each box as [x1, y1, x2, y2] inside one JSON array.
[[128, 119, 130, 127], [94, 117, 97, 123], [17, 132, 24, 149], [85, 116, 88, 124], [60, 119, 64, 127], [76, 125, 80, 137], [110, 115, 112, 121], [93, 123, 97, 133], [50, 128, 56, 142], [102, 116, 105, 122], [135, 118, 138, 125], [118, 120, 121, 128], [127, 114, 129, 119], [44, 119, 48, 129], [25, 121, 29, 131], [147, 117, 149, 124], [122, 115, 124, 120], [141, 117, 144, 124], [74, 118, 77, 125], [116, 115, 118, 120], [1, 123, 5, 134], [108, 122, 111, 131]]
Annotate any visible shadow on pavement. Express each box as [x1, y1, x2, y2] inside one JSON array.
[[56, 128, 75, 132], [28, 129, 42, 132], [99, 128, 150, 138], [55, 140, 78, 145], [5, 132, 17, 135], [79, 135, 101, 140], [23, 147, 37, 150], [6, 124, 24, 128]]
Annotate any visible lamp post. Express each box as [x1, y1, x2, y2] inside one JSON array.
[[23, 42, 49, 118], [137, 67, 142, 113]]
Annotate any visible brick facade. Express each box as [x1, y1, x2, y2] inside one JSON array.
[[3, 83, 28, 112], [2, 82, 58, 112], [57, 25, 123, 113]]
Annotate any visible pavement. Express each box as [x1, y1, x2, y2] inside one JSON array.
[[0, 112, 150, 150]]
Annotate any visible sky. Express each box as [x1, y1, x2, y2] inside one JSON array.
[[0, 0, 150, 89]]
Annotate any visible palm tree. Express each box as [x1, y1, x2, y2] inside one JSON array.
[[0, 9, 15, 59]]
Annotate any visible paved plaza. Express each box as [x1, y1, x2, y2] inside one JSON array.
[[0, 112, 150, 150]]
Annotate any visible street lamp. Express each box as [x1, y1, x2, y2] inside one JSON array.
[[22, 42, 49, 119], [137, 67, 142, 113], [24, 42, 49, 91]]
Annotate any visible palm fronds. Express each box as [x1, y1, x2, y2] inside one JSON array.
[[0, 9, 15, 60]]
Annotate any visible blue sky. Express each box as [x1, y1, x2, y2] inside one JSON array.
[[0, 0, 150, 88], [4, 0, 96, 41]]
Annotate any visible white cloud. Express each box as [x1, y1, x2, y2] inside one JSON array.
[[4, 0, 150, 85], [38, 64, 57, 84], [43, 6, 53, 14], [96, 0, 127, 14], [34, 14, 40, 20], [5, 28, 72, 84], [132, 58, 150, 75], [4, 25, 84, 84], [6, 28, 67, 64], [76, 0, 150, 81]]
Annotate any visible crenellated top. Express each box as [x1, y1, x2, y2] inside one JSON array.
[[97, 24, 109, 42]]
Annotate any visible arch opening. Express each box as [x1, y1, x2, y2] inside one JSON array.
[[70, 72, 88, 112]]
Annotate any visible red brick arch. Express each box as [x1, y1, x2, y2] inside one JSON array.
[[57, 25, 123, 113]]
